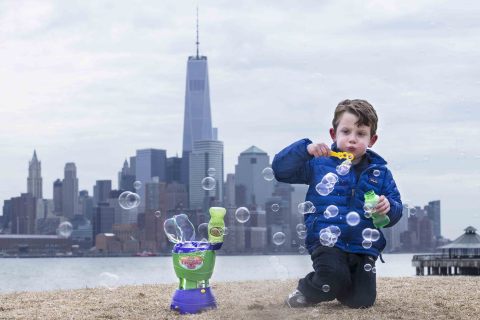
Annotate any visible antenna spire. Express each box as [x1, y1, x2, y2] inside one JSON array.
[[196, 6, 200, 58]]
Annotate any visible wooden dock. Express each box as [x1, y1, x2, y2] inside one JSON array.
[[412, 254, 480, 275]]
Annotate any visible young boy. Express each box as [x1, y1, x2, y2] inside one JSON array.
[[272, 99, 402, 309]]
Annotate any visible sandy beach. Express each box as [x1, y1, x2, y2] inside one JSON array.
[[0, 277, 478, 319]]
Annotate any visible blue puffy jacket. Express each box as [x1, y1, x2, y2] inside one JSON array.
[[272, 138, 403, 257]]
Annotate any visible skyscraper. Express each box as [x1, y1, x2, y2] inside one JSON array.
[[62, 163, 79, 219], [235, 146, 274, 209], [135, 149, 167, 211], [181, 13, 217, 187], [189, 140, 224, 209], [27, 150, 42, 199], [426, 200, 441, 239]]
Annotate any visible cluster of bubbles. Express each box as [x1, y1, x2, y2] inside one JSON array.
[[361, 228, 380, 249], [235, 207, 250, 223], [164, 214, 195, 243], [323, 205, 339, 219], [315, 172, 339, 196], [99, 272, 120, 290], [262, 167, 275, 181], [363, 263, 376, 273], [57, 221, 73, 238], [296, 224, 307, 240], [273, 232, 286, 246], [298, 201, 316, 215], [336, 159, 352, 176], [118, 191, 141, 210], [319, 225, 341, 247]]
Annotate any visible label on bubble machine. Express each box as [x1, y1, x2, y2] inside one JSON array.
[[179, 255, 204, 270]]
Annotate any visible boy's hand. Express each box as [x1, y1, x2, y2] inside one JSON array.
[[375, 195, 390, 215], [307, 143, 331, 158]]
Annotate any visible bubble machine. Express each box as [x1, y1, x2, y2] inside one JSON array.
[[170, 207, 226, 314]]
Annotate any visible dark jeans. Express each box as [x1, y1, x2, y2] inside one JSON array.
[[297, 246, 377, 308]]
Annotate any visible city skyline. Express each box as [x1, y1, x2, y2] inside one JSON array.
[[1, 1, 479, 239]]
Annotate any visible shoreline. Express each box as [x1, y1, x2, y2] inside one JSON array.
[[1, 277, 479, 319]]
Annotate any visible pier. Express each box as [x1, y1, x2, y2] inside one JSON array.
[[412, 226, 480, 276]]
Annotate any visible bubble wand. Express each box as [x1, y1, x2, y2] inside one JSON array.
[[169, 207, 226, 314], [330, 151, 354, 161]]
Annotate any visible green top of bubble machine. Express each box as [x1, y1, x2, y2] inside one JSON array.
[[208, 207, 226, 243], [364, 190, 390, 228]]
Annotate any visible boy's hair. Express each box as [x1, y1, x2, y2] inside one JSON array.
[[332, 99, 378, 136]]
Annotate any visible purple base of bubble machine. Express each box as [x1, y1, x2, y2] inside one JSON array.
[[170, 287, 217, 314]]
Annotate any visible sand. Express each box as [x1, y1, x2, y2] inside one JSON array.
[[0, 277, 479, 319]]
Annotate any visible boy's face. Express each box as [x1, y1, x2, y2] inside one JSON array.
[[329, 111, 378, 160]]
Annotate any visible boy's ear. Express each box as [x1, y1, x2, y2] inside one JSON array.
[[368, 134, 378, 148], [329, 128, 336, 142]]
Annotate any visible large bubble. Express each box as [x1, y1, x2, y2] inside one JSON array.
[[324, 205, 339, 218], [272, 232, 286, 245], [163, 214, 195, 243], [262, 167, 275, 181], [235, 207, 250, 223], [58, 221, 73, 238], [201, 177, 216, 191], [346, 211, 360, 226], [336, 160, 352, 176]]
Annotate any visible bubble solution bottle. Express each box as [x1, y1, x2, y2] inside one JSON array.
[[364, 190, 390, 228]]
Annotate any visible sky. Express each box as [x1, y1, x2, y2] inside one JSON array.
[[0, 0, 479, 240]]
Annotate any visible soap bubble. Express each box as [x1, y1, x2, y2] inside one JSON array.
[[327, 225, 341, 237], [336, 160, 351, 176], [296, 224, 306, 233], [175, 214, 195, 241], [198, 223, 209, 241], [297, 230, 307, 239], [373, 169, 380, 177], [319, 227, 338, 247], [372, 267, 377, 273], [324, 205, 339, 218], [207, 167, 216, 177], [298, 201, 316, 214], [299, 245, 306, 254], [370, 229, 380, 242], [223, 227, 229, 236], [315, 183, 332, 196], [362, 239, 372, 249], [58, 221, 73, 238], [324, 172, 339, 183], [235, 207, 250, 223], [99, 272, 120, 291], [201, 177, 216, 191], [364, 211, 372, 219], [322, 284, 330, 292], [364, 263, 372, 272], [163, 214, 195, 243], [410, 207, 417, 215], [362, 228, 373, 241], [346, 211, 360, 226], [133, 180, 142, 190], [154, 211, 161, 218], [271, 203, 280, 212], [262, 167, 275, 181], [272, 232, 286, 245], [118, 191, 141, 210]]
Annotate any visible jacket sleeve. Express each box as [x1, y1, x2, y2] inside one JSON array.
[[381, 168, 403, 228], [272, 138, 313, 185]]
